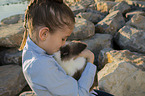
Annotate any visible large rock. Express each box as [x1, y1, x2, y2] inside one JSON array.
[[127, 1, 145, 8], [95, 0, 115, 2], [125, 10, 145, 20], [109, 1, 131, 14], [0, 65, 27, 96], [98, 61, 145, 96], [98, 48, 145, 70], [96, 1, 118, 13], [64, 0, 77, 3], [98, 49, 145, 96], [81, 33, 113, 65], [78, 0, 95, 8], [0, 48, 22, 66], [76, 9, 105, 23], [70, 4, 85, 16], [1, 14, 24, 25], [19, 91, 36, 96], [114, 25, 145, 54], [115, 0, 145, 2], [0, 22, 24, 47], [126, 14, 145, 31], [68, 18, 95, 40], [95, 10, 125, 35]]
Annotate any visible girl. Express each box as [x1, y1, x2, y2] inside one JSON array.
[[20, 0, 113, 96]]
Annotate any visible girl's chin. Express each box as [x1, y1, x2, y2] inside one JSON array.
[[56, 48, 60, 52], [52, 49, 59, 54]]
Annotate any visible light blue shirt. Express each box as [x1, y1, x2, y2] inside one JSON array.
[[22, 36, 97, 96]]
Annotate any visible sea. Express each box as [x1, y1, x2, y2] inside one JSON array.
[[0, 0, 30, 23]]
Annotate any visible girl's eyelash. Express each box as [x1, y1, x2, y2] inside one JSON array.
[[62, 38, 65, 41]]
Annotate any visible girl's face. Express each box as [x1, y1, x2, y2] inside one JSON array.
[[43, 25, 74, 55]]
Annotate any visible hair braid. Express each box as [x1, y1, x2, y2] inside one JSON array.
[[19, 0, 35, 51]]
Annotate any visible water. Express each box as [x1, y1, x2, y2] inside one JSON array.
[[0, 0, 29, 23]]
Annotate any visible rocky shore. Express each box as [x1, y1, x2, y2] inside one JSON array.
[[0, 0, 145, 96]]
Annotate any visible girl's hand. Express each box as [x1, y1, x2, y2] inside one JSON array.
[[74, 49, 95, 64]]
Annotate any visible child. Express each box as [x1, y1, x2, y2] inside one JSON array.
[[20, 0, 113, 96]]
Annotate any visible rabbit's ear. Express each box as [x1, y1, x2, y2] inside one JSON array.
[[71, 42, 87, 55]]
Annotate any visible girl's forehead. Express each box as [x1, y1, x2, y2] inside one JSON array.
[[57, 25, 74, 36]]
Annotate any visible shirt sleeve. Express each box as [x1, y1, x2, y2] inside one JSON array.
[[25, 57, 96, 96]]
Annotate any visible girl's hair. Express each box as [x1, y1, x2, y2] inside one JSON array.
[[19, 0, 75, 51]]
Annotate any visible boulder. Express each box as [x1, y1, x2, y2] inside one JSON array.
[[1, 14, 24, 25], [69, 4, 85, 16], [95, 0, 115, 2], [0, 48, 22, 66], [76, 9, 105, 23], [95, 10, 125, 35], [98, 49, 145, 96], [0, 22, 24, 47], [19, 91, 36, 96], [114, 25, 145, 54], [98, 61, 145, 96], [68, 18, 95, 40], [0, 65, 27, 96], [126, 14, 145, 30], [96, 1, 118, 13], [64, 0, 77, 4], [78, 0, 95, 8], [98, 48, 145, 70], [126, 10, 145, 19], [115, 0, 145, 2], [109, 1, 131, 14], [81, 33, 113, 65], [127, 1, 145, 8]]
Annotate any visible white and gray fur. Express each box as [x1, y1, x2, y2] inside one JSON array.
[[54, 51, 86, 77], [54, 41, 98, 91]]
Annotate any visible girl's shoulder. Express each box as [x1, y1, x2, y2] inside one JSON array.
[[23, 54, 57, 75]]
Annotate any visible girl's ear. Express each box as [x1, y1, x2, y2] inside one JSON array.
[[39, 27, 49, 41]]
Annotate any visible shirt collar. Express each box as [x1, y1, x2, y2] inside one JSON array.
[[25, 36, 54, 57]]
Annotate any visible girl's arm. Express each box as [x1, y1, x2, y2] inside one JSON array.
[[23, 56, 96, 96]]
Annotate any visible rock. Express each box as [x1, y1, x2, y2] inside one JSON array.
[[109, 1, 131, 14], [98, 49, 145, 96], [115, 0, 145, 2], [127, 1, 145, 8], [87, 3, 97, 10], [126, 14, 145, 30], [114, 25, 145, 54], [64, 0, 76, 4], [81, 33, 113, 65], [0, 48, 22, 66], [98, 49, 145, 70], [0, 65, 27, 96], [98, 61, 145, 96], [68, 18, 95, 40], [0, 22, 24, 47], [76, 9, 105, 23], [19, 91, 36, 96], [95, 0, 115, 2], [64, 0, 78, 6], [96, 1, 118, 13], [1, 14, 24, 25], [78, 0, 95, 8], [98, 48, 113, 69], [95, 10, 125, 35], [126, 10, 145, 19], [70, 4, 85, 16]]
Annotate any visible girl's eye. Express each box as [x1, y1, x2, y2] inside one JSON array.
[[62, 37, 68, 41], [62, 38, 65, 41]]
